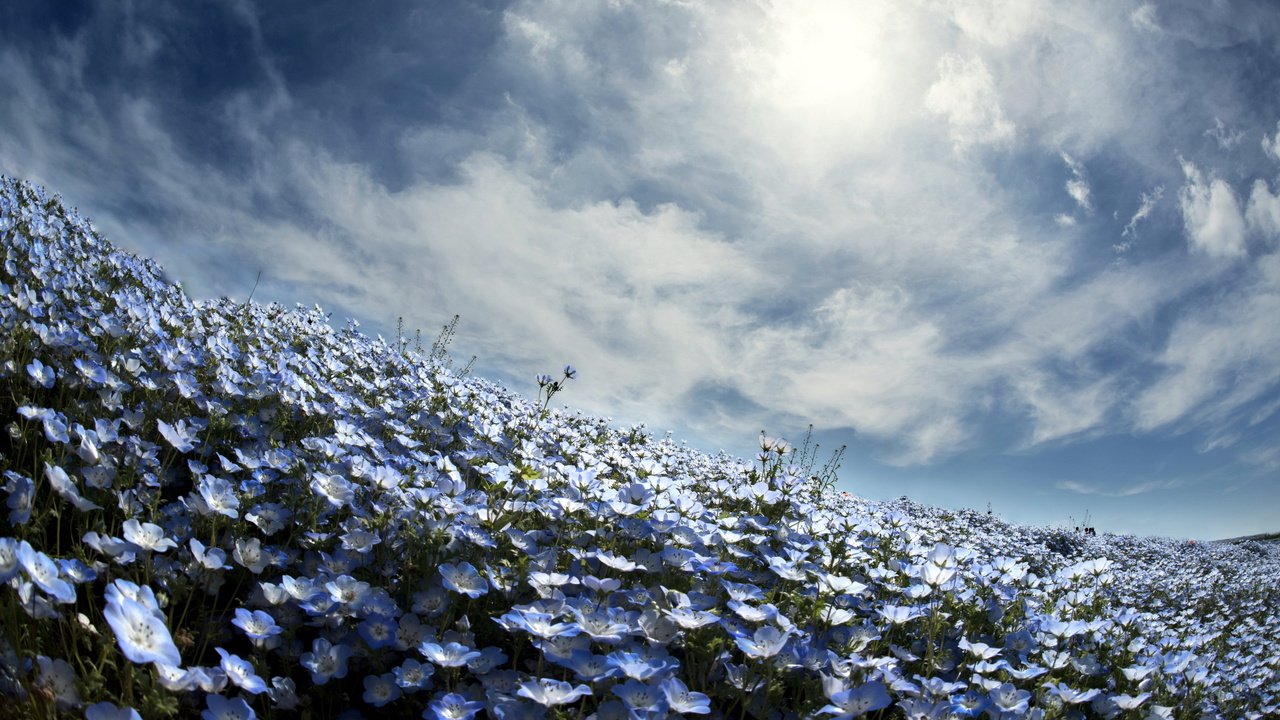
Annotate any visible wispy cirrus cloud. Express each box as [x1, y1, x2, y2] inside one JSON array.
[[1057, 477, 1184, 498]]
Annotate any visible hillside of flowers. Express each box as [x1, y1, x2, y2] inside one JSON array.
[[1, 175, 1278, 720]]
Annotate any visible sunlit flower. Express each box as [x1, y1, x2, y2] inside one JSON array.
[[102, 580, 181, 666]]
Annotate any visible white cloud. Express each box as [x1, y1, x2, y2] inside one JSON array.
[[938, 0, 1048, 47], [1246, 179, 1280, 242], [1061, 151, 1093, 213], [1129, 4, 1160, 33], [924, 54, 1015, 151], [1056, 477, 1182, 497], [1177, 161, 1247, 258], [1264, 121, 1280, 162], [1134, 254, 1280, 431], [1204, 117, 1244, 150], [1122, 185, 1163, 239]]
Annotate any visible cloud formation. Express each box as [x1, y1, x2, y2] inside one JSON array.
[[1178, 161, 1247, 259]]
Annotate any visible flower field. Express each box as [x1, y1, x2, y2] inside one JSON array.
[[1, 176, 1277, 719]]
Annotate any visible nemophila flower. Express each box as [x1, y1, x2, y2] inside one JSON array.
[[269, 677, 299, 710], [819, 681, 892, 719], [44, 462, 100, 512], [665, 606, 719, 629], [988, 684, 1031, 714], [495, 609, 581, 639], [202, 694, 256, 720], [1045, 682, 1101, 704], [607, 650, 677, 681], [660, 677, 711, 715], [517, 678, 593, 706], [4, 471, 34, 524], [735, 625, 792, 659], [364, 672, 403, 707], [467, 646, 508, 674], [26, 357, 56, 387], [190, 538, 230, 571], [233, 537, 271, 574], [57, 557, 95, 584], [197, 475, 240, 518], [426, 691, 486, 720], [232, 608, 283, 645], [246, 502, 291, 535], [215, 647, 268, 694], [420, 641, 482, 667], [571, 607, 633, 643], [157, 418, 198, 452], [17, 541, 75, 603], [280, 574, 321, 602], [439, 561, 488, 598], [358, 614, 398, 649], [0, 538, 20, 582], [340, 527, 381, 553], [878, 604, 926, 625], [312, 472, 355, 506], [121, 518, 177, 553], [612, 679, 668, 715], [593, 549, 640, 572], [1111, 692, 1152, 710], [394, 658, 435, 691], [326, 574, 371, 606], [728, 599, 778, 623], [103, 579, 181, 666], [35, 656, 81, 710], [85, 701, 143, 720], [561, 650, 622, 683], [300, 637, 353, 684]]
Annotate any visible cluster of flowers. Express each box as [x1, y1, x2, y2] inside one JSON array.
[[0, 176, 1277, 720]]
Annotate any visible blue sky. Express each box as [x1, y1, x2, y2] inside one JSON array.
[[3, 1, 1279, 540]]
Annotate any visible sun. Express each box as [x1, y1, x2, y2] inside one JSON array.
[[754, 1, 892, 127]]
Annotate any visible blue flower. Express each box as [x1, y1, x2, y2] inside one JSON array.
[[121, 519, 177, 553], [420, 641, 482, 668], [516, 678, 592, 706], [157, 418, 198, 452], [363, 672, 403, 707], [3, 471, 33, 524], [439, 561, 488, 598], [197, 475, 240, 518], [611, 679, 668, 716], [44, 462, 100, 512], [734, 626, 792, 659], [215, 647, 268, 694], [0, 538, 21, 582], [102, 580, 181, 667], [393, 658, 435, 691], [300, 637, 353, 685], [202, 694, 256, 720], [232, 608, 283, 644], [85, 701, 143, 720], [358, 614, 399, 650], [425, 691, 485, 720], [17, 541, 76, 604], [819, 682, 891, 718], [660, 677, 711, 715], [26, 358, 55, 388]]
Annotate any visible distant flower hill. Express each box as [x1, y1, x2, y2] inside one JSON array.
[[2, 176, 1278, 719]]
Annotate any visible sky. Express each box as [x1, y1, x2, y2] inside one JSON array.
[[3, 0, 1279, 540]]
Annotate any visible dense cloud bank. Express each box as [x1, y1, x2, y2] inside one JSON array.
[[1, 177, 1277, 718]]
